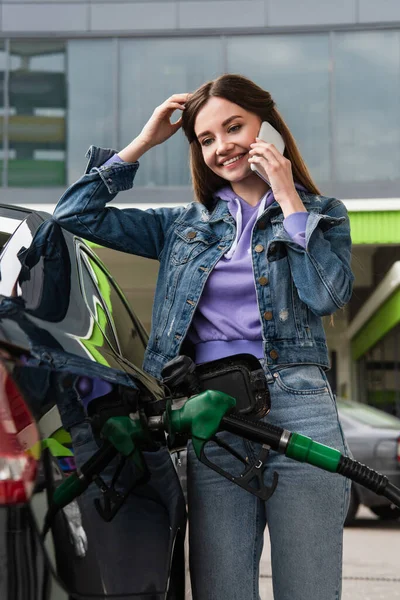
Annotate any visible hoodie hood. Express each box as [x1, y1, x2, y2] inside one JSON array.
[[213, 186, 273, 259], [213, 183, 308, 259]]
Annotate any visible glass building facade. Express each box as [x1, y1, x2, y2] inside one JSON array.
[[0, 29, 399, 198]]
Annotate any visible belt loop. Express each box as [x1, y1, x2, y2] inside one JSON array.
[[260, 359, 274, 384]]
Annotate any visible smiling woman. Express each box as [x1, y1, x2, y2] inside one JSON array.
[[53, 73, 354, 600], [181, 75, 320, 211]]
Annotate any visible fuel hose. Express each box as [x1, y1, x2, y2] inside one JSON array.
[[221, 413, 400, 508]]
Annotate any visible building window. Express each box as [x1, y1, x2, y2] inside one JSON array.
[[333, 30, 400, 185], [67, 39, 116, 185], [8, 41, 67, 187], [118, 37, 225, 186], [226, 34, 331, 186]]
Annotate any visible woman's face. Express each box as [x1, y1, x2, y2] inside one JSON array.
[[194, 96, 262, 184]]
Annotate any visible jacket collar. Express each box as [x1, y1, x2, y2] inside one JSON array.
[[208, 199, 232, 223]]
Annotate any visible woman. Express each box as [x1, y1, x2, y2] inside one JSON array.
[[53, 74, 353, 599]]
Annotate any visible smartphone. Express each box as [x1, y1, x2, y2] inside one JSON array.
[[250, 121, 285, 183]]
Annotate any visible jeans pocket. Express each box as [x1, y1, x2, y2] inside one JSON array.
[[273, 365, 329, 395]]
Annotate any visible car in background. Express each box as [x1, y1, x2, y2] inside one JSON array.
[[337, 399, 400, 525], [0, 204, 186, 599]]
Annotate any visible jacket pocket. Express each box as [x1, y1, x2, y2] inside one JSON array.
[[171, 224, 219, 265]]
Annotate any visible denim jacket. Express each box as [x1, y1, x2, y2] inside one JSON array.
[[53, 146, 354, 379]]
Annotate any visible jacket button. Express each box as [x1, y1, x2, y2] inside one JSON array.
[[264, 311, 273, 321], [258, 276, 269, 286], [187, 231, 197, 240], [255, 244, 264, 253], [269, 350, 279, 360]]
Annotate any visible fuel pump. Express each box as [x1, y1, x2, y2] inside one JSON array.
[[43, 354, 400, 534]]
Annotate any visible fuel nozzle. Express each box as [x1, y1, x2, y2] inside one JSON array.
[[41, 441, 118, 538]]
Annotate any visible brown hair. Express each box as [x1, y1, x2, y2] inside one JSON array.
[[181, 73, 320, 208]]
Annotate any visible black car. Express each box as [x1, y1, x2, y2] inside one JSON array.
[[0, 204, 186, 600]]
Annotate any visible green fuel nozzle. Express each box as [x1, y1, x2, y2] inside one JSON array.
[[51, 416, 150, 510], [43, 414, 152, 536], [164, 390, 236, 459], [42, 441, 118, 537], [44, 388, 400, 538]]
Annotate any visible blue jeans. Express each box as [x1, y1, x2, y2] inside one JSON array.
[[187, 364, 350, 600]]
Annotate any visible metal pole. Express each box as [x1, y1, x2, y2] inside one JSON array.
[[2, 38, 10, 189]]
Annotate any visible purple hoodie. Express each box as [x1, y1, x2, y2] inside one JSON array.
[[187, 185, 309, 364]]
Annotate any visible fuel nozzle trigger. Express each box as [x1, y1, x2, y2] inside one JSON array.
[[92, 415, 151, 521], [91, 453, 149, 522], [200, 437, 279, 501], [93, 470, 129, 522]]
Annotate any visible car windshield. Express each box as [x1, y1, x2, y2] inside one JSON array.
[[337, 400, 400, 429], [0, 216, 25, 252]]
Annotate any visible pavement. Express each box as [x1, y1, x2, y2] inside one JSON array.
[[258, 507, 400, 599], [185, 507, 400, 599], [340, 507, 400, 600]]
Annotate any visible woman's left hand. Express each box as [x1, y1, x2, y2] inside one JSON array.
[[248, 139, 306, 214]]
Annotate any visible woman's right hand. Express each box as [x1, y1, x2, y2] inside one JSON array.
[[118, 93, 190, 163], [138, 93, 190, 149]]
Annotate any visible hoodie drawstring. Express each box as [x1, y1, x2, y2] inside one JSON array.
[[224, 193, 269, 260]]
